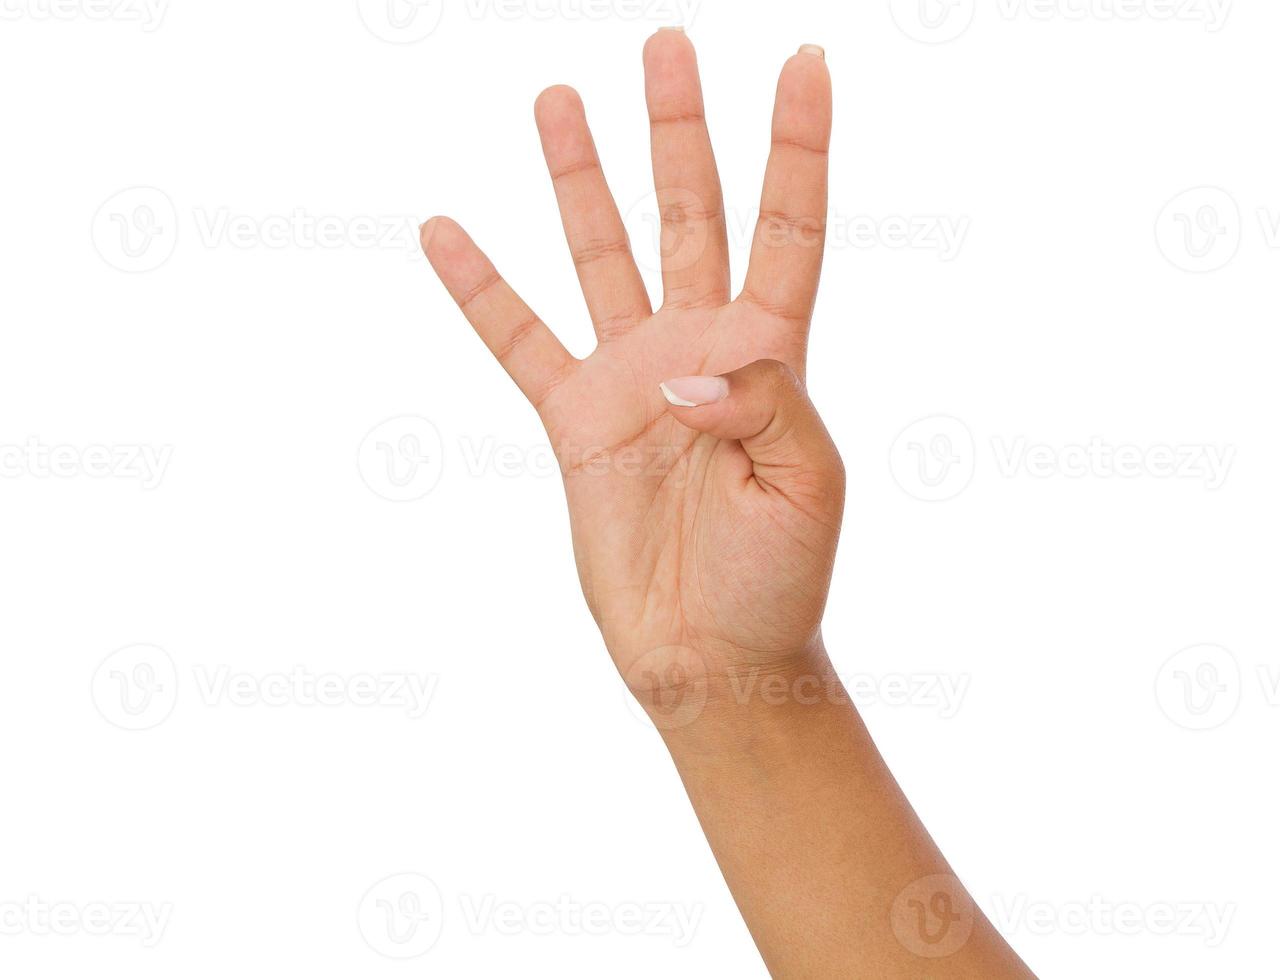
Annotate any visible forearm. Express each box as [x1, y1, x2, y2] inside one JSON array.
[[655, 642, 1035, 979]]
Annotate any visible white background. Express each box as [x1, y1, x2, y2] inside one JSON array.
[[0, 0, 1275, 977]]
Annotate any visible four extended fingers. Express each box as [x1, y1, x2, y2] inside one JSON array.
[[424, 35, 830, 413], [534, 85, 652, 342], [643, 28, 731, 310], [741, 47, 832, 328]]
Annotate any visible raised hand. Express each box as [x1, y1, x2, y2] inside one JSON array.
[[421, 30, 840, 708], [421, 32, 1038, 980]]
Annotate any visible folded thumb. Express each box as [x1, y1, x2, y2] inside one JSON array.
[[659, 359, 843, 493]]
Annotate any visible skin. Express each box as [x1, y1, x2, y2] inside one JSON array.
[[422, 29, 1037, 979]]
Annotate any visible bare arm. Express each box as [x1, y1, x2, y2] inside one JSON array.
[[655, 642, 1034, 977], [421, 29, 1033, 978]]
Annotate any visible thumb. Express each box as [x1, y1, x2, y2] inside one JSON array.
[[659, 359, 844, 493]]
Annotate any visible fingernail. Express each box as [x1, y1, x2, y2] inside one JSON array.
[[660, 376, 729, 408], [799, 44, 825, 60], [660, 26, 685, 33]]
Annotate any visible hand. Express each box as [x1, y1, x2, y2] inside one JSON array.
[[421, 31, 841, 711], [421, 37, 1037, 979]]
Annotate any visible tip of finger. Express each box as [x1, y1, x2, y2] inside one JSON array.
[[644, 25, 694, 61], [419, 215, 462, 258], [783, 46, 831, 81], [534, 84, 583, 121], [777, 49, 833, 119]]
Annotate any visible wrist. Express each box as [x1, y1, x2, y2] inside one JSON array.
[[629, 637, 854, 753]]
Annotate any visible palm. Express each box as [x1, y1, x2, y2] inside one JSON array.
[[552, 301, 820, 671], [424, 33, 839, 686]]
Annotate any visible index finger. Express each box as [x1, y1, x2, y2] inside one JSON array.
[[740, 47, 832, 328]]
